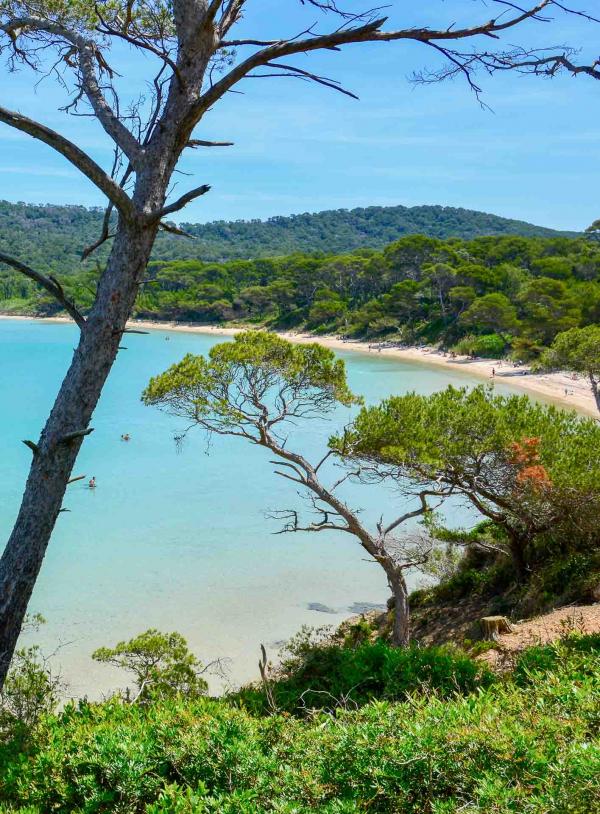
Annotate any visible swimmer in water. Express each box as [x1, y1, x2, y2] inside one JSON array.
[[88, 477, 96, 489], [121, 433, 131, 442]]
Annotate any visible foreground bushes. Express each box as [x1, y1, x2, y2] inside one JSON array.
[[235, 632, 493, 715], [0, 637, 598, 813]]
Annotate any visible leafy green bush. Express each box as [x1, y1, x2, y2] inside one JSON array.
[[406, 587, 435, 608], [535, 551, 600, 604], [513, 633, 600, 687], [0, 638, 597, 813], [0, 615, 63, 746], [453, 333, 507, 358], [235, 631, 493, 715], [92, 629, 209, 704]]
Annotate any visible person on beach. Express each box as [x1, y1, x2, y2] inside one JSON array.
[[88, 477, 96, 489], [491, 368, 496, 378]]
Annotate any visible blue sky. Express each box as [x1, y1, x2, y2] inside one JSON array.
[[0, 1, 599, 231]]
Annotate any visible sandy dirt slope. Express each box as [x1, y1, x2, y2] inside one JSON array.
[[479, 604, 600, 668]]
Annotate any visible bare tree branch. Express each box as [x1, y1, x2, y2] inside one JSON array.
[[492, 50, 600, 78], [250, 62, 360, 100], [81, 149, 128, 260], [158, 221, 196, 239], [0, 252, 86, 328], [81, 213, 116, 260], [155, 184, 211, 219], [219, 0, 248, 35], [381, 490, 451, 538], [198, 1, 559, 114], [1, 16, 143, 164], [187, 138, 234, 147], [0, 106, 135, 219], [207, 0, 225, 22], [93, 7, 184, 90]]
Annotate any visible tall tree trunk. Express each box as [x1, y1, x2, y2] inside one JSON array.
[[0, 216, 158, 686], [388, 568, 410, 647], [506, 527, 529, 581]]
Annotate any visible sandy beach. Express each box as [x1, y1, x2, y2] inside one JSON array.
[[2, 314, 597, 418]]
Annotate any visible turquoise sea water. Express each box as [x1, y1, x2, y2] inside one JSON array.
[[0, 319, 521, 697]]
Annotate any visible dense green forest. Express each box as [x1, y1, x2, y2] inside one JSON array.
[[4, 231, 599, 360], [0, 200, 574, 274]]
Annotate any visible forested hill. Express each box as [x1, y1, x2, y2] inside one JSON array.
[[177, 205, 575, 257], [0, 200, 575, 274]]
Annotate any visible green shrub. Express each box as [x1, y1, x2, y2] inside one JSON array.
[[235, 633, 493, 715], [92, 629, 209, 704], [513, 634, 600, 687], [454, 333, 507, 358], [338, 618, 377, 648], [0, 616, 63, 746], [430, 560, 513, 603], [0, 638, 597, 813], [463, 639, 500, 656], [536, 551, 600, 604], [407, 587, 435, 608]]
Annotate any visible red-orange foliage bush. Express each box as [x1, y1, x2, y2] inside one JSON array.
[[509, 437, 551, 491]]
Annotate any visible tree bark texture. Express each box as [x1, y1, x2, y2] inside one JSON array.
[[387, 569, 411, 647], [0, 215, 159, 685]]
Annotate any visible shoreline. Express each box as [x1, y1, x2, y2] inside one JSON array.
[[1, 313, 597, 417]]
